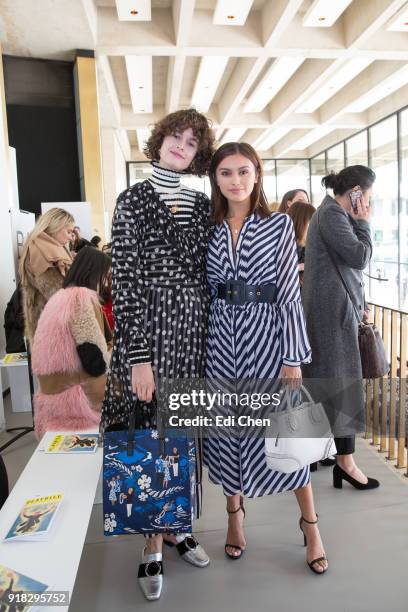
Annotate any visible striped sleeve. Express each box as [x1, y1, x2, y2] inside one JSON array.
[[111, 191, 150, 366], [275, 215, 312, 366]]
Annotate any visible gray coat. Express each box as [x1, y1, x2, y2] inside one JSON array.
[[302, 195, 372, 431]]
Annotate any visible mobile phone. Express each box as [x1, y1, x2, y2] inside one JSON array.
[[349, 187, 363, 214]]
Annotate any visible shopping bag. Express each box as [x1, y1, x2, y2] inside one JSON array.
[[103, 404, 195, 536]]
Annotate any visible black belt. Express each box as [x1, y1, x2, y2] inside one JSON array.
[[217, 280, 277, 305]]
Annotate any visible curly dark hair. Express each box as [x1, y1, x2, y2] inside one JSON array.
[[144, 108, 215, 176]]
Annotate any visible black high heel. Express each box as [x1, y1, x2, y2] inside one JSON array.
[[319, 457, 336, 467], [299, 514, 328, 575], [333, 465, 380, 490], [310, 457, 336, 472], [225, 496, 246, 560]]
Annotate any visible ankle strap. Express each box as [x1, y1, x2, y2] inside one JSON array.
[[301, 513, 318, 525], [226, 505, 241, 515]]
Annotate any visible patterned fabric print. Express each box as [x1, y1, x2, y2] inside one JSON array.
[[103, 428, 196, 536], [203, 212, 312, 498], [101, 179, 211, 431]]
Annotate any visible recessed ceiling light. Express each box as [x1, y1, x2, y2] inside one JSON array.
[[130, 9, 138, 15]]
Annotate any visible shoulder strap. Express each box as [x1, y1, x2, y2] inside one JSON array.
[[317, 209, 361, 323]]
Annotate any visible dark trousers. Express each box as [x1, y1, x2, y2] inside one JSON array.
[[0, 455, 9, 510], [334, 436, 355, 455]]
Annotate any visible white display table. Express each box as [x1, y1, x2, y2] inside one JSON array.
[[0, 354, 30, 432], [0, 430, 102, 611]]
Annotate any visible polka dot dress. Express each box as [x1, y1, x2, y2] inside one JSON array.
[[101, 176, 211, 431]]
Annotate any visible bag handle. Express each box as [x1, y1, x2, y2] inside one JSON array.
[[317, 209, 362, 325], [280, 384, 314, 408], [127, 396, 163, 456]]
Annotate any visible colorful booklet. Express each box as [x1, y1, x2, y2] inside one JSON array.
[[45, 433, 99, 453], [0, 564, 48, 612], [4, 493, 64, 542], [2, 352, 28, 365]]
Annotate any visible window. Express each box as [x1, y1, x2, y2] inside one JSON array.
[[276, 159, 310, 203], [399, 109, 408, 311], [262, 160, 277, 206], [368, 116, 399, 308], [311, 154, 326, 206], [346, 131, 368, 166], [326, 143, 345, 173]]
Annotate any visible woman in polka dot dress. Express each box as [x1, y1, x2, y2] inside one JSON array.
[[101, 109, 215, 601]]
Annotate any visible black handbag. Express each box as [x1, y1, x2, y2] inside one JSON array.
[[317, 212, 389, 380]]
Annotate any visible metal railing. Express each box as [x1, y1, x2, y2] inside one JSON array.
[[365, 303, 408, 475]]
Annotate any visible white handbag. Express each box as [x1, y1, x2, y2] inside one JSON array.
[[265, 386, 337, 473]]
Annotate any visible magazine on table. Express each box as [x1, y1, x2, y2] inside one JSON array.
[[45, 433, 99, 454], [1, 352, 28, 365], [0, 563, 50, 612], [4, 493, 64, 542]]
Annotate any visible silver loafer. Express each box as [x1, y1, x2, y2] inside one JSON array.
[[138, 547, 163, 601], [164, 535, 210, 568]]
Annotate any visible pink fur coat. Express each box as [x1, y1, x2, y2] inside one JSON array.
[[31, 286, 109, 440]]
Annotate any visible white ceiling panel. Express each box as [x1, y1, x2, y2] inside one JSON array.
[[219, 127, 247, 144], [296, 58, 373, 113], [191, 56, 229, 112], [292, 125, 336, 149], [387, 4, 408, 31], [125, 56, 153, 113], [115, 0, 151, 21], [244, 58, 304, 113], [345, 63, 408, 112], [213, 0, 255, 26], [253, 127, 291, 151], [302, 0, 353, 27], [2, 0, 408, 161]]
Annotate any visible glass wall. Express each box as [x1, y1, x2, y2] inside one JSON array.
[[368, 116, 399, 309], [311, 153, 326, 206], [262, 160, 277, 206], [400, 109, 408, 311], [345, 131, 368, 166], [276, 159, 310, 203], [326, 143, 345, 173], [309, 106, 408, 312]]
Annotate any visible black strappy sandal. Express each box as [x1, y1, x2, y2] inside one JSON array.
[[299, 514, 328, 575], [225, 496, 246, 560]]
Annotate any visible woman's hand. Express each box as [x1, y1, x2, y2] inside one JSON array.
[[131, 363, 155, 402], [350, 194, 370, 222], [280, 364, 302, 390]]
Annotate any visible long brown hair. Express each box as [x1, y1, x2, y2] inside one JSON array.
[[278, 188, 309, 213], [209, 142, 271, 224], [287, 201, 316, 245]]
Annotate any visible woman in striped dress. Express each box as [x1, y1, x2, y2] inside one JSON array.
[[204, 143, 328, 574], [101, 109, 215, 601]]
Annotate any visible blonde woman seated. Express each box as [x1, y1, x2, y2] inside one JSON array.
[[19, 207, 75, 344], [31, 247, 112, 439]]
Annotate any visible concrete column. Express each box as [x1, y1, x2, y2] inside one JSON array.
[[0, 47, 20, 430], [74, 52, 106, 240]]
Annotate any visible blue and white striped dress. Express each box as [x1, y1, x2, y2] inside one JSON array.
[[203, 212, 312, 497]]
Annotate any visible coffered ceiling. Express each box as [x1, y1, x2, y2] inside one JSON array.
[[1, 0, 408, 161]]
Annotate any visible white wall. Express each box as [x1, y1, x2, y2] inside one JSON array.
[[101, 127, 128, 240]]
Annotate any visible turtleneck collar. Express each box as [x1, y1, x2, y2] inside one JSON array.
[[148, 161, 182, 193]]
